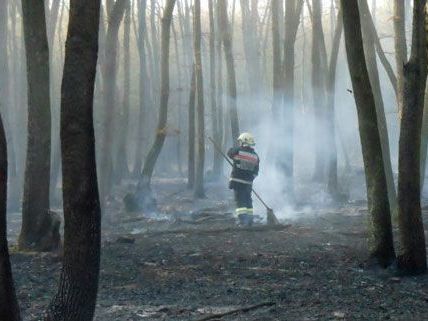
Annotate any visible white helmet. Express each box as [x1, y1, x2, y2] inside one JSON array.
[[238, 132, 255, 147]]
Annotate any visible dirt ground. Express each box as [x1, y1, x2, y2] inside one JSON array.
[[7, 178, 428, 321]]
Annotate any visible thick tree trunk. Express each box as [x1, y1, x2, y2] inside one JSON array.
[[0, 114, 21, 321], [421, 86, 428, 189], [46, 0, 102, 319], [218, 0, 240, 142], [419, 7, 428, 189], [359, 0, 398, 219], [341, 0, 395, 267], [138, 0, 176, 193], [397, 0, 427, 275], [19, 0, 59, 252]]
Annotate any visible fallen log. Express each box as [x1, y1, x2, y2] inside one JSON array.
[[193, 302, 275, 321], [144, 224, 292, 236]]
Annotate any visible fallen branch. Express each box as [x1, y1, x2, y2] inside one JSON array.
[[193, 302, 275, 321], [144, 224, 292, 236]]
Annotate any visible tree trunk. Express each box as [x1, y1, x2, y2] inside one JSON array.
[[218, 0, 240, 143], [311, 0, 328, 182], [421, 85, 428, 189], [271, 0, 282, 120], [188, 65, 196, 189], [0, 113, 21, 321], [394, 0, 408, 116], [397, 0, 427, 275], [115, 0, 132, 182], [138, 0, 176, 193], [216, 1, 225, 160], [19, 0, 59, 252], [240, 0, 262, 93], [99, 0, 127, 202], [359, 0, 398, 219], [326, 7, 343, 198], [341, 0, 395, 267], [46, 0, 102, 319], [209, 0, 221, 179], [193, 0, 206, 198], [282, 0, 304, 199], [134, 0, 150, 176]]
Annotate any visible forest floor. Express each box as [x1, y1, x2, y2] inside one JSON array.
[[7, 177, 428, 321]]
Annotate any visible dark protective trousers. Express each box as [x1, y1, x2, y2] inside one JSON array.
[[233, 183, 253, 226]]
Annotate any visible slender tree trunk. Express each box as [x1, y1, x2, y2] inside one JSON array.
[[311, 0, 328, 182], [99, 0, 127, 201], [115, 0, 132, 182], [46, 0, 102, 319], [359, 0, 398, 219], [188, 65, 196, 189], [326, 7, 343, 198], [193, 0, 205, 198], [341, 0, 395, 267], [271, 0, 282, 120], [282, 0, 304, 199], [138, 0, 177, 193], [209, 0, 221, 179], [150, 0, 161, 107], [19, 0, 59, 252], [394, 0, 408, 116], [134, 0, 150, 176], [218, 0, 240, 142], [397, 0, 427, 275], [216, 2, 225, 159], [240, 0, 262, 93], [0, 113, 21, 321]]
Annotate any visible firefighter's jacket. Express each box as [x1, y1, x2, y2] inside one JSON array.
[[227, 146, 259, 188]]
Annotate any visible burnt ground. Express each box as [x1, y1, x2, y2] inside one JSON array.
[[7, 178, 428, 321]]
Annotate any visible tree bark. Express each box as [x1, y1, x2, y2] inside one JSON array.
[[397, 0, 427, 275], [240, 0, 262, 93], [193, 0, 206, 198], [138, 0, 176, 193], [99, 0, 127, 202], [19, 0, 59, 252], [209, 0, 222, 179], [359, 0, 398, 219], [0, 113, 21, 321], [282, 0, 304, 198], [311, 0, 328, 182], [134, 0, 151, 176], [218, 0, 240, 143], [326, 6, 343, 198], [394, 0, 408, 116], [341, 0, 395, 267], [46, 0, 102, 319], [115, 0, 132, 182], [188, 65, 196, 189]]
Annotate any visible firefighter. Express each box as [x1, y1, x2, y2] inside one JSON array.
[[227, 132, 259, 226]]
